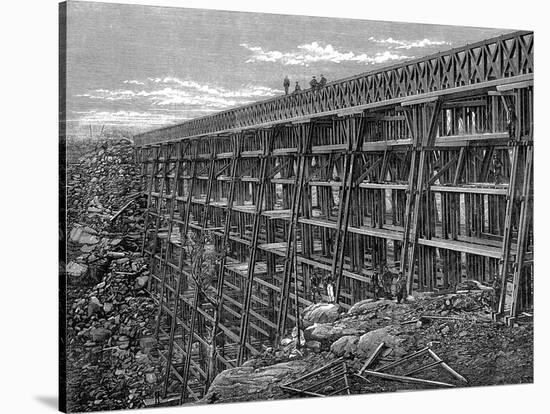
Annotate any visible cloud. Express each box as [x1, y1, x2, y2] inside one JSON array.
[[368, 37, 451, 50], [76, 89, 136, 101], [76, 77, 282, 109], [67, 109, 191, 127], [72, 77, 284, 130], [240, 42, 411, 66], [123, 80, 145, 85]]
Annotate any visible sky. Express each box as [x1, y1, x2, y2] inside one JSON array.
[[65, 1, 514, 138]]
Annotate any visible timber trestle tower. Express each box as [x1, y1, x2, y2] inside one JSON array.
[[134, 31, 533, 403]]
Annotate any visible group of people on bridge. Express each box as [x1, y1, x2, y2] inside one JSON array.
[[283, 74, 327, 95]]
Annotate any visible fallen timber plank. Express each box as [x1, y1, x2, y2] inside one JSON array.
[[427, 349, 468, 383], [327, 386, 351, 396], [280, 359, 352, 397], [109, 194, 142, 222], [417, 315, 467, 322], [279, 385, 325, 398], [359, 342, 386, 375], [283, 358, 344, 386], [360, 370, 455, 388], [376, 347, 431, 372], [301, 369, 347, 392]]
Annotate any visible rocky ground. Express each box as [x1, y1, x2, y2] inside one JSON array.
[[203, 291, 533, 404], [64, 139, 163, 412]]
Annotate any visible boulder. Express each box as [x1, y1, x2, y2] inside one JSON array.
[[202, 360, 310, 403], [88, 296, 103, 317], [82, 226, 98, 235], [301, 303, 341, 326], [330, 326, 406, 359], [330, 335, 359, 357], [304, 319, 372, 343], [280, 338, 293, 347], [66, 261, 88, 280], [135, 351, 149, 364], [69, 226, 83, 243], [107, 251, 126, 259], [348, 299, 391, 315], [305, 340, 321, 352], [355, 327, 406, 358], [135, 276, 149, 289], [70, 226, 100, 245], [78, 232, 99, 244], [90, 327, 111, 342], [80, 244, 96, 253]]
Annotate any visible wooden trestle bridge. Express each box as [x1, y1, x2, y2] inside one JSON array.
[[133, 30, 533, 403]]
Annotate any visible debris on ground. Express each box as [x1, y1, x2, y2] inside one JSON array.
[[280, 358, 352, 397], [65, 139, 161, 412], [204, 291, 533, 403]]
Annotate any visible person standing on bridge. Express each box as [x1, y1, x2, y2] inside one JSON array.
[[283, 75, 290, 95], [310, 76, 319, 90], [293, 82, 301, 93], [319, 74, 327, 88]]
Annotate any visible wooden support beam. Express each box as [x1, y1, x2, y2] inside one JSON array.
[[509, 144, 533, 319], [277, 123, 313, 339], [237, 130, 272, 364]]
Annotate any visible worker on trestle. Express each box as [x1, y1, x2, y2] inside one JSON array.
[[309, 76, 319, 90], [283, 75, 290, 95]]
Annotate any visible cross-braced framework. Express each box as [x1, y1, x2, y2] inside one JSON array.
[[134, 30, 533, 403]]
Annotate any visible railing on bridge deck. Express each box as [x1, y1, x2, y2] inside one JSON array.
[[134, 30, 533, 146]]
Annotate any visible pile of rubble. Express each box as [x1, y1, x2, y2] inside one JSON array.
[[64, 139, 162, 412], [67, 138, 142, 230], [65, 138, 144, 284], [66, 253, 160, 411], [203, 290, 533, 404]]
